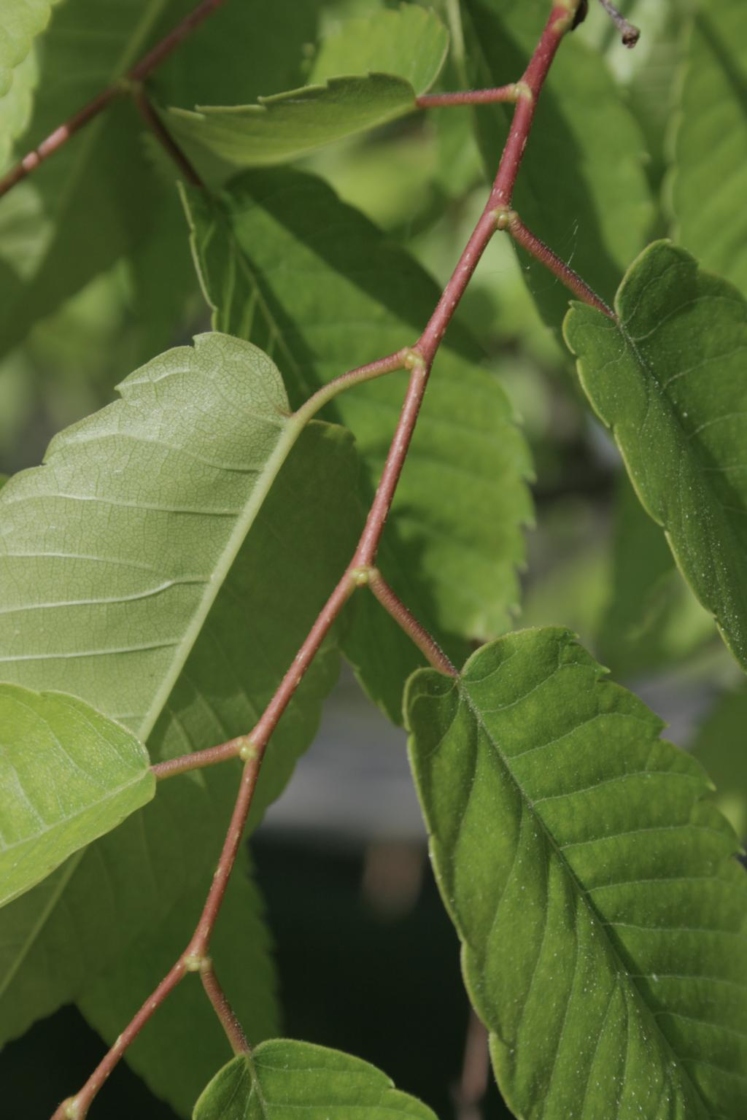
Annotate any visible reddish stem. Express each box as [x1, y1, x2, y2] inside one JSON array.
[[0, 0, 225, 200], [200, 961, 250, 1054], [52, 958, 187, 1120], [131, 86, 204, 188], [51, 6, 595, 1115], [152, 736, 246, 780], [367, 570, 458, 676], [507, 212, 615, 318], [416, 86, 520, 108]]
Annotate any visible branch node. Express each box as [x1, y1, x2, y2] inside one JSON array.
[[403, 347, 426, 371], [492, 207, 517, 232], [349, 565, 375, 588], [513, 80, 534, 103], [183, 951, 207, 973], [237, 736, 260, 763]]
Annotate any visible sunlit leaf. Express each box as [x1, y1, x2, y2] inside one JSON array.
[[0, 335, 359, 1047], [193, 1040, 438, 1120], [407, 628, 747, 1119], [670, 0, 747, 298], [164, 5, 448, 181], [0, 0, 59, 98], [565, 240, 747, 671], [0, 685, 153, 907]]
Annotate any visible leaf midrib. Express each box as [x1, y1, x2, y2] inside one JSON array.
[[456, 667, 711, 1118]]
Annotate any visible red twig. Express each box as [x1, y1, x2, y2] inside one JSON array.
[[0, 0, 225, 200], [367, 569, 458, 676], [416, 85, 521, 108], [52, 5, 598, 1115], [200, 960, 250, 1055], [505, 211, 615, 318], [131, 86, 204, 188]]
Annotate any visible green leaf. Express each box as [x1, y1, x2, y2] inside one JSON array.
[[81, 853, 278, 1117], [0, 685, 153, 908], [0, 48, 37, 170], [0, 338, 360, 1045], [182, 170, 531, 722], [193, 1040, 438, 1120], [670, 0, 747, 299], [564, 240, 747, 671], [0, 0, 59, 98], [164, 5, 448, 181], [692, 685, 747, 840], [0, 0, 166, 361], [462, 0, 653, 327], [597, 473, 714, 678], [406, 628, 747, 1120]]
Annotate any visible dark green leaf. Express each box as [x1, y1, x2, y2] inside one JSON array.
[[462, 0, 653, 327], [670, 0, 747, 298], [407, 628, 747, 1119], [565, 240, 747, 671], [182, 170, 531, 722], [193, 1040, 438, 1120], [164, 6, 448, 181], [0, 685, 153, 907]]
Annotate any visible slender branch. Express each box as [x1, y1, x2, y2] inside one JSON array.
[[51, 6, 594, 1115], [52, 958, 188, 1120], [131, 86, 204, 188], [200, 960, 250, 1055], [152, 736, 247, 780], [503, 211, 615, 318], [416, 85, 521, 108], [0, 0, 226, 200], [366, 569, 458, 677], [294, 349, 408, 427], [453, 1010, 490, 1120]]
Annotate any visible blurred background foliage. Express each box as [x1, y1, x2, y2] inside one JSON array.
[[0, 0, 744, 1116]]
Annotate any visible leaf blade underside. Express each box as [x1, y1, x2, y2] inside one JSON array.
[[0, 685, 153, 907], [0, 334, 360, 1059]]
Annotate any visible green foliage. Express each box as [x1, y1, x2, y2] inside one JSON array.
[[193, 1040, 438, 1120], [165, 6, 449, 182], [2, 2, 747, 1119], [566, 241, 747, 670], [0, 0, 59, 97], [0, 685, 153, 907], [407, 628, 747, 1119], [183, 170, 531, 720], [0, 336, 359, 1046], [597, 473, 714, 678], [670, 0, 747, 299]]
